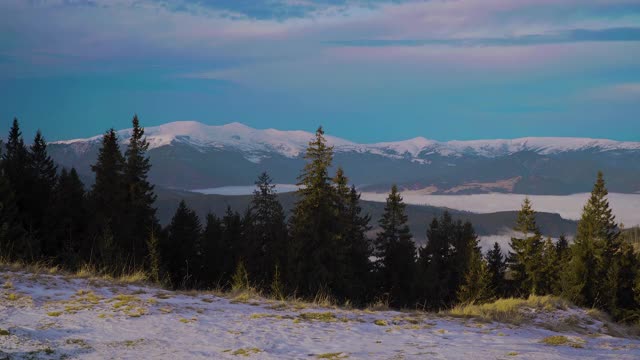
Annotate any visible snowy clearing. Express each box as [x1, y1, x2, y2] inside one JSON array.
[[2, 270, 640, 359]]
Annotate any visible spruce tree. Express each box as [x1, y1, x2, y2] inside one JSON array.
[[46, 168, 87, 268], [163, 200, 201, 288], [458, 250, 492, 304], [0, 149, 25, 260], [507, 198, 544, 296], [245, 172, 288, 290], [30, 130, 58, 258], [342, 185, 373, 304], [375, 185, 416, 307], [2, 119, 37, 259], [221, 207, 244, 286], [610, 242, 639, 320], [539, 237, 559, 295], [124, 115, 158, 268], [288, 127, 340, 296], [89, 129, 126, 267], [486, 242, 506, 298], [565, 172, 621, 309], [200, 212, 224, 286]]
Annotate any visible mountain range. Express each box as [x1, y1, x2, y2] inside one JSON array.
[[49, 121, 640, 195]]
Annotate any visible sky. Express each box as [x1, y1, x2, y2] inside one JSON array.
[[0, 0, 639, 143]]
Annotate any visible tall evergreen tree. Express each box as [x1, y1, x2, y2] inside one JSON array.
[[163, 200, 201, 288], [45, 168, 87, 267], [342, 185, 373, 304], [0, 142, 25, 260], [565, 172, 620, 309], [245, 172, 288, 290], [288, 127, 340, 296], [458, 250, 492, 304], [123, 115, 158, 267], [30, 130, 58, 257], [89, 129, 126, 267], [506, 198, 544, 296], [2, 118, 37, 259], [200, 213, 224, 286], [375, 185, 416, 307], [539, 237, 560, 295], [486, 242, 506, 298], [221, 207, 244, 286]]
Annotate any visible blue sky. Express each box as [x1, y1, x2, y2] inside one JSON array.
[[0, 0, 639, 143]]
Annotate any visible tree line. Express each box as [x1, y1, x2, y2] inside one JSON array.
[[1, 118, 639, 322]]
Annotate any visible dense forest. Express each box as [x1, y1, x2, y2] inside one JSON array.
[[1, 117, 639, 323]]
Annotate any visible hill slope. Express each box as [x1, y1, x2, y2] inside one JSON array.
[[2, 268, 639, 359]]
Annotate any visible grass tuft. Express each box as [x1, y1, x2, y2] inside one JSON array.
[[447, 295, 568, 324], [298, 312, 337, 322]]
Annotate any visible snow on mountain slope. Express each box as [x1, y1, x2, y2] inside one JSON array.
[[3, 269, 640, 359], [54, 121, 640, 162]]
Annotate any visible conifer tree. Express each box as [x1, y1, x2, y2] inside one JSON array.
[[220, 207, 244, 286], [375, 185, 416, 307], [0, 146, 25, 260], [200, 212, 224, 286], [245, 172, 288, 290], [2, 119, 37, 259], [486, 242, 506, 298], [419, 213, 455, 307], [124, 115, 158, 267], [288, 127, 340, 296], [610, 242, 639, 320], [458, 250, 492, 304], [565, 172, 620, 309], [555, 235, 570, 262], [342, 185, 373, 304], [46, 168, 87, 267], [90, 129, 126, 267], [507, 198, 544, 296], [539, 237, 559, 295], [163, 200, 201, 288], [30, 130, 58, 258]]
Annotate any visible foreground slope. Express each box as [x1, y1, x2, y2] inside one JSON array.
[[2, 269, 639, 360]]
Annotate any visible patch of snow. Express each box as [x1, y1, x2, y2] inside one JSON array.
[[2, 270, 640, 359]]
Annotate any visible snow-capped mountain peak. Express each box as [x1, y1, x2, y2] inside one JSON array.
[[54, 121, 640, 162]]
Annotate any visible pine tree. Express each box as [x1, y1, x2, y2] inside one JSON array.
[[89, 129, 126, 267], [342, 185, 373, 304], [458, 250, 492, 304], [565, 172, 620, 309], [29, 131, 58, 258], [123, 115, 158, 268], [288, 127, 340, 296], [245, 172, 288, 290], [539, 237, 559, 295], [200, 212, 224, 286], [555, 235, 570, 262], [609, 241, 639, 321], [163, 200, 201, 288], [0, 147, 25, 260], [2, 119, 37, 259], [375, 185, 416, 307], [486, 242, 506, 298], [222, 207, 244, 285], [507, 198, 544, 296], [46, 168, 87, 268], [419, 213, 455, 308]]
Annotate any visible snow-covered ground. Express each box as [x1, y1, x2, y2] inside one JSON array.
[[2, 269, 640, 359]]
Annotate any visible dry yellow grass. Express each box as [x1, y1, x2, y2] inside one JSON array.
[[447, 295, 569, 324]]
